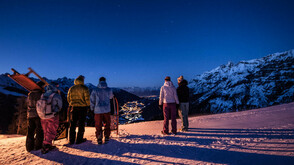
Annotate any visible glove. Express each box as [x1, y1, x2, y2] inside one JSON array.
[[176, 104, 180, 109], [159, 105, 163, 110]]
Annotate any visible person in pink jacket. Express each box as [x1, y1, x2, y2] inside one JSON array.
[[159, 76, 179, 135]]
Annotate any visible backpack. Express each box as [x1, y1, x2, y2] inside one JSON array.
[[36, 93, 56, 119]]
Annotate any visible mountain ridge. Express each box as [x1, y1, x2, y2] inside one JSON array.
[[189, 49, 294, 113]]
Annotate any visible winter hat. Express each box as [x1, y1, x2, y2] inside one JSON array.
[[77, 75, 85, 81], [36, 81, 45, 88], [179, 79, 188, 86], [99, 77, 106, 82], [177, 75, 184, 84], [165, 76, 171, 81]]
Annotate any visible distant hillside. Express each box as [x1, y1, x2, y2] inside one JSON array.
[[122, 87, 160, 97], [189, 49, 294, 113]]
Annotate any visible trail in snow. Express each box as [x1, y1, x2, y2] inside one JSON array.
[[1, 102, 294, 165]]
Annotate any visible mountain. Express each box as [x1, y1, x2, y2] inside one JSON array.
[[121, 87, 160, 97], [189, 49, 294, 113], [0, 75, 140, 105], [1, 102, 294, 164]]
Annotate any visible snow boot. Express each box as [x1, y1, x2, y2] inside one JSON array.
[[161, 131, 169, 135], [49, 145, 57, 150], [76, 138, 87, 144], [97, 138, 102, 145], [104, 137, 110, 144], [41, 144, 50, 154], [171, 132, 177, 136], [181, 128, 188, 132]]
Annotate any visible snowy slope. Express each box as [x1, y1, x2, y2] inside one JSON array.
[[1, 102, 293, 165], [189, 49, 294, 113]]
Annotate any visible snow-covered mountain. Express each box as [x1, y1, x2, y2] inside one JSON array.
[[121, 86, 160, 97], [189, 49, 294, 113], [0, 74, 139, 102]]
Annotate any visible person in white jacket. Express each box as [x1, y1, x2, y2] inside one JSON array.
[[90, 77, 114, 144], [159, 76, 179, 135]]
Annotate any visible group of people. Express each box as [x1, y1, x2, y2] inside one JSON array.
[[26, 75, 114, 154], [25, 74, 189, 154], [159, 75, 189, 135], [26, 81, 63, 154], [67, 75, 114, 146]]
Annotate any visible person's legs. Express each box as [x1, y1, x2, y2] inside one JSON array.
[[162, 103, 170, 134], [182, 103, 189, 130], [76, 107, 87, 143], [41, 119, 49, 145], [26, 118, 36, 152], [41, 119, 50, 154], [104, 113, 111, 140], [69, 108, 78, 144], [170, 103, 177, 134], [178, 104, 184, 130], [95, 114, 103, 142], [34, 117, 44, 150], [95, 113, 104, 144], [44, 116, 59, 146]]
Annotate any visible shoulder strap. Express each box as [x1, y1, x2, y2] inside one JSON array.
[[47, 93, 56, 104]]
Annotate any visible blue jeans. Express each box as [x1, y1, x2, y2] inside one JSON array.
[[178, 102, 189, 130]]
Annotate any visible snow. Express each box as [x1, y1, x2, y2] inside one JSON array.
[[0, 87, 25, 96], [0, 74, 24, 91], [1, 102, 294, 165], [276, 86, 294, 103]]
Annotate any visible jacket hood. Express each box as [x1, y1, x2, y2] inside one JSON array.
[[43, 85, 58, 97], [179, 79, 188, 86], [98, 81, 108, 88], [164, 81, 174, 87], [74, 78, 84, 85]]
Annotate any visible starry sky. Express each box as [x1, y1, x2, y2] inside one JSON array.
[[0, 0, 293, 87]]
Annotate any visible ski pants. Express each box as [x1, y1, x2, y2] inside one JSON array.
[[26, 117, 44, 151], [163, 103, 177, 134], [178, 102, 189, 130], [69, 107, 87, 143], [94, 112, 111, 140], [41, 115, 59, 145]]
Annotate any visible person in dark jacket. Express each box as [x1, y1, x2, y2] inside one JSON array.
[[177, 79, 190, 131], [67, 75, 90, 144], [26, 81, 44, 152]]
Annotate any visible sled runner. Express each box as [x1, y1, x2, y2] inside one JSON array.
[[54, 122, 70, 140], [8, 68, 69, 140], [110, 97, 119, 135]]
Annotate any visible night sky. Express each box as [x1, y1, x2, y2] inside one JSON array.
[[0, 0, 293, 87]]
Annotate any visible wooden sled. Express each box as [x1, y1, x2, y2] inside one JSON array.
[[110, 97, 119, 135], [8, 68, 49, 92], [8, 68, 69, 141], [54, 121, 70, 140]]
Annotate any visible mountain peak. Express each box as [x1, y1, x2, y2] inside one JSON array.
[[189, 49, 294, 113]]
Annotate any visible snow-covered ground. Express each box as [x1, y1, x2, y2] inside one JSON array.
[[1, 102, 294, 165]]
